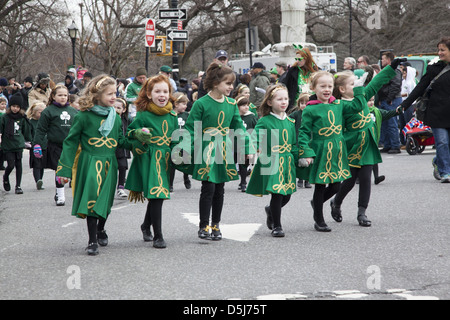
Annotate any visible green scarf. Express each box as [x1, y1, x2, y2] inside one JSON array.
[[90, 105, 116, 137]]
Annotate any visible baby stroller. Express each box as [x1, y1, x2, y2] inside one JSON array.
[[402, 117, 435, 155]]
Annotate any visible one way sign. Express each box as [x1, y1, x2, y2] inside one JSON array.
[[166, 29, 189, 41], [159, 8, 187, 20]]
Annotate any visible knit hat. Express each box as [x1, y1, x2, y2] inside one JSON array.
[[24, 76, 33, 84], [9, 92, 23, 108], [0, 77, 8, 87], [136, 67, 147, 77]]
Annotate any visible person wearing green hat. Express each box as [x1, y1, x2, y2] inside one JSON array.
[[126, 67, 147, 121], [159, 65, 177, 92], [269, 67, 279, 83]]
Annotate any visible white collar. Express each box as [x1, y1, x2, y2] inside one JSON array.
[[270, 112, 287, 120]]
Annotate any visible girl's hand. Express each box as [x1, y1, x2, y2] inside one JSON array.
[[134, 128, 153, 144], [354, 72, 369, 87], [298, 157, 313, 167]]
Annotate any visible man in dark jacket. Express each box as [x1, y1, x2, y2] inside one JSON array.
[[378, 51, 402, 154]]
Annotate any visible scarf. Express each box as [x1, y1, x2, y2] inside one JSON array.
[[146, 101, 173, 115], [5, 112, 23, 139], [90, 105, 116, 137]]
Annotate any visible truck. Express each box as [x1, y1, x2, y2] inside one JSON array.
[[229, 42, 337, 75]]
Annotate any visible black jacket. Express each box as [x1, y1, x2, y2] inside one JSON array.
[[377, 68, 402, 103], [402, 61, 450, 128]]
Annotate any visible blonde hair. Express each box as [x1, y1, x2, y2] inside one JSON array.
[[310, 71, 334, 91], [259, 84, 288, 117], [78, 75, 116, 111], [173, 92, 189, 104], [333, 71, 354, 99], [26, 101, 46, 120]]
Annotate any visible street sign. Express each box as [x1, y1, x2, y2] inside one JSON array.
[[145, 18, 155, 47], [166, 29, 189, 41], [159, 8, 187, 20]]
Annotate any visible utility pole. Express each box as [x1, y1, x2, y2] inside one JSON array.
[[170, 0, 179, 85]]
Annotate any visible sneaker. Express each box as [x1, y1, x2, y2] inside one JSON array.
[[3, 175, 10, 192], [380, 147, 391, 153], [432, 158, 441, 181], [440, 174, 450, 183], [387, 148, 401, 154], [15, 186, 23, 194], [36, 180, 44, 190], [116, 188, 127, 198], [211, 224, 222, 241], [198, 226, 211, 240]]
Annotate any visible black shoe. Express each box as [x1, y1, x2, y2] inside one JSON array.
[[153, 236, 167, 248], [3, 175, 10, 191], [271, 227, 285, 237], [330, 198, 342, 222], [86, 242, 99, 255], [184, 179, 191, 189], [198, 226, 211, 240], [387, 148, 401, 154], [297, 179, 304, 188], [240, 183, 247, 192], [314, 222, 332, 232], [97, 230, 108, 246], [380, 147, 391, 153], [141, 224, 153, 242], [304, 181, 312, 188], [211, 224, 222, 241], [169, 186, 174, 192], [357, 207, 371, 227], [15, 186, 23, 194], [264, 205, 274, 230], [374, 175, 385, 185]]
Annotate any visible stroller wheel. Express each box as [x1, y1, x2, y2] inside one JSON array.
[[406, 136, 418, 155], [417, 145, 426, 154]]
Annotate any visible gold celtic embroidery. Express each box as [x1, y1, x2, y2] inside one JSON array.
[[337, 141, 350, 179], [88, 136, 118, 148], [348, 131, 366, 163], [198, 142, 214, 179], [318, 110, 342, 137], [351, 112, 372, 129], [150, 120, 171, 146], [203, 111, 230, 136], [271, 129, 292, 154], [149, 150, 169, 198], [273, 156, 295, 193], [319, 141, 338, 182], [222, 141, 237, 179]]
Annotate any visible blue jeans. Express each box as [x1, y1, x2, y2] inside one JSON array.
[[380, 97, 402, 149], [432, 127, 450, 176]]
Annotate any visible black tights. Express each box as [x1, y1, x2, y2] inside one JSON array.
[[4, 152, 22, 187], [334, 165, 373, 209], [199, 181, 224, 228], [142, 199, 164, 238], [86, 216, 107, 244], [270, 194, 291, 228], [313, 182, 341, 225]]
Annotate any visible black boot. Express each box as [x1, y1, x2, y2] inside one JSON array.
[[264, 205, 274, 230], [357, 207, 371, 227]]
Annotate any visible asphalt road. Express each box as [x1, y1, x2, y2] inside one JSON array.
[[1, 147, 449, 302]]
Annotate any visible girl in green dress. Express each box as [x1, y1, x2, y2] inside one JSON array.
[[181, 62, 253, 240], [330, 60, 402, 226], [297, 71, 367, 232], [125, 75, 178, 249], [246, 85, 298, 237], [56, 75, 143, 255]]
